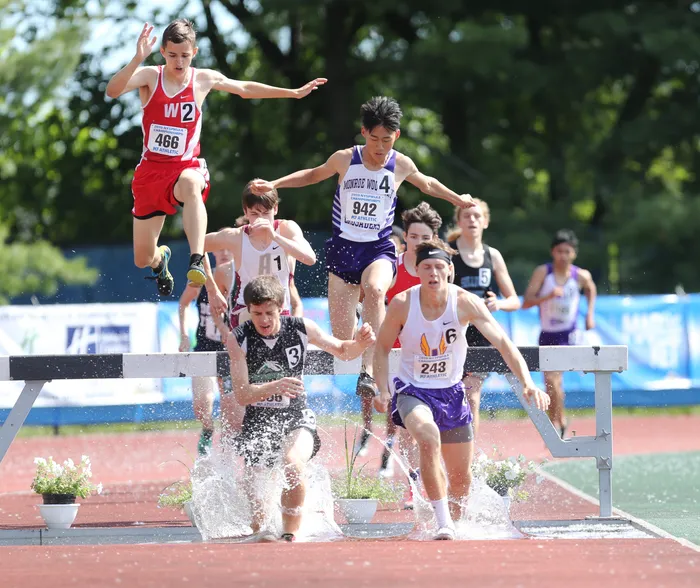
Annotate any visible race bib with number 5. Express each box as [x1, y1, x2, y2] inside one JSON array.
[[148, 124, 187, 156]]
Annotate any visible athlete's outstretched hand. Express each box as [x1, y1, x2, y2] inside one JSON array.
[[454, 194, 476, 208], [135, 23, 157, 62], [374, 391, 391, 414], [273, 377, 305, 399], [294, 78, 328, 99], [354, 323, 376, 348], [206, 282, 228, 317], [522, 384, 550, 412], [248, 218, 275, 240], [249, 179, 275, 196], [179, 333, 190, 353]]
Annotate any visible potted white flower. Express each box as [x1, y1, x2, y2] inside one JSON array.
[[31, 455, 103, 529], [332, 425, 404, 524], [471, 452, 538, 512], [157, 480, 197, 527]]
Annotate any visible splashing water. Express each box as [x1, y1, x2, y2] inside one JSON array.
[[342, 420, 524, 541], [190, 447, 342, 542]]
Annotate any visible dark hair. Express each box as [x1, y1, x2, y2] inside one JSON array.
[[414, 238, 457, 259], [242, 179, 279, 212], [390, 225, 404, 242], [402, 202, 442, 235], [551, 229, 579, 251], [162, 19, 196, 49], [360, 96, 402, 132], [243, 275, 285, 308]]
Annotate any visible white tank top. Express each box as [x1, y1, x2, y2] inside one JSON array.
[[332, 145, 398, 242], [234, 221, 291, 310], [398, 284, 468, 389], [538, 264, 580, 332]]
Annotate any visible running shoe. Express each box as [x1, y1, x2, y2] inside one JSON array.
[[280, 533, 296, 543], [354, 430, 371, 457], [146, 245, 174, 296], [378, 449, 395, 478], [356, 371, 378, 398], [197, 428, 213, 456], [187, 257, 207, 286], [434, 526, 455, 541]]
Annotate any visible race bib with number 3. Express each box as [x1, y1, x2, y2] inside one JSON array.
[[253, 393, 291, 409], [413, 353, 453, 382], [148, 124, 187, 156]]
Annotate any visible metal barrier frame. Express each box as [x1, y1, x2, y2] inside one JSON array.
[[0, 345, 627, 518]]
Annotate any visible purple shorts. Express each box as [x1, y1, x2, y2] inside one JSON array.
[[325, 235, 397, 285], [390, 378, 472, 433], [539, 329, 578, 346]]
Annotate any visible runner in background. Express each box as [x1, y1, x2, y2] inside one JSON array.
[[446, 199, 520, 437], [378, 203, 442, 482], [522, 229, 597, 437], [178, 249, 234, 454]]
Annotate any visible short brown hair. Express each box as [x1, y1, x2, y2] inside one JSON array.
[[242, 179, 279, 212], [243, 275, 285, 308], [162, 19, 196, 49], [414, 238, 457, 259], [402, 202, 442, 235]]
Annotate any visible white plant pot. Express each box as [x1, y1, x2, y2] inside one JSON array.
[[336, 498, 378, 524], [38, 503, 80, 529], [501, 494, 512, 514], [183, 502, 197, 527]]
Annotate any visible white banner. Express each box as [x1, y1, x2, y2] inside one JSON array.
[[0, 303, 160, 408]]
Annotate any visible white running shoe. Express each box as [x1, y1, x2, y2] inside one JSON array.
[[353, 430, 370, 457], [378, 455, 395, 478], [434, 526, 456, 541]]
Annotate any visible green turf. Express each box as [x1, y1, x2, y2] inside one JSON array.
[[545, 452, 700, 547], [15, 413, 364, 438]]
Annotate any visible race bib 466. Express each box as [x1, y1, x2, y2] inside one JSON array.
[[147, 124, 187, 156]]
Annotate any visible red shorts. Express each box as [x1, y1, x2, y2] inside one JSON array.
[[230, 304, 291, 329], [131, 157, 210, 219]]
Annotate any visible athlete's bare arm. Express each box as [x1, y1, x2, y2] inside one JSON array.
[[489, 247, 521, 312], [249, 149, 352, 195], [458, 291, 549, 411], [289, 278, 304, 317], [304, 319, 375, 361], [198, 69, 326, 100], [226, 336, 305, 406], [105, 24, 158, 99], [396, 154, 474, 209], [178, 284, 200, 351], [521, 264, 557, 309], [578, 268, 597, 329], [373, 293, 410, 412]]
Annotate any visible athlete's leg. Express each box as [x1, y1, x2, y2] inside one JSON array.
[[358, 258, 394, 380], [243, 465, 267, 534], [192, 376, 215, 455], [441, 439, 474, 521], [327, 273, 372, 447], [403, 405, 446, 502], [544, 371, 566, 433], [463, 374, 485, 438], [173, 168, 208, 283], [219, 391, 244, 446], [133, 216, 166, 269], [279, 428, 315, 536], [379, 410, 398, 476], [327, 273, 361, 340]]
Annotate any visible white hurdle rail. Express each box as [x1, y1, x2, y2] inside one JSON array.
[[0, 345, 627, 518]]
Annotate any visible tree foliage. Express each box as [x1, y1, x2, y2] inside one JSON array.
[[3, 0, 700, 294]]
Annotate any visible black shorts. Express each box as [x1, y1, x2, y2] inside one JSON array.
[[194, 338, 225, 353], [235, 408, 321, 468]]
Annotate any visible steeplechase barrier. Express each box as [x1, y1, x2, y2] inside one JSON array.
[[0, 345, 627, 517]]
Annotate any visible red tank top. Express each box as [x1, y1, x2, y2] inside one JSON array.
[[386, 253, 420, 348], [141, 66, 202, 163]]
